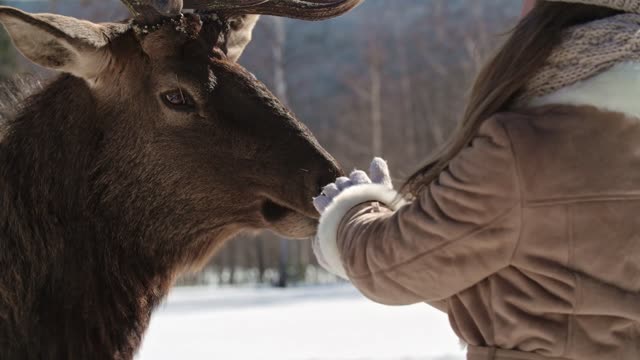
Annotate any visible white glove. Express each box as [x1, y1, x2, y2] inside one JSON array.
[[312, 157, 395, 279], [313, 157, 393, 215]]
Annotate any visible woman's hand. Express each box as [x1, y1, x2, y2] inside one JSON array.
[[312, 157, 405, 279], [313, 157, 393, 215]]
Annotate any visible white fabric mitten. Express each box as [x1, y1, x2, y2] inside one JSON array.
[[313, 157, 392, 214], [312, 158, 405, 279]]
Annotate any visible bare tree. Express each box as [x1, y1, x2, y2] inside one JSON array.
[[269, 17, 292, 288], [368, 40, 383, 156]]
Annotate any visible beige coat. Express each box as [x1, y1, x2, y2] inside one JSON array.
[[315, 62, 640, 360]]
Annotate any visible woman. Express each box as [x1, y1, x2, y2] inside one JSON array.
[[312, 1, 640, 359]]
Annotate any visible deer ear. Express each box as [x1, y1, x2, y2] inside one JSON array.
[[226, 14, 260, 62], [0, 6, 120, 79]]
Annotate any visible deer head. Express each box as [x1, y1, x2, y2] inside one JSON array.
[[0, 0, 361, 267]]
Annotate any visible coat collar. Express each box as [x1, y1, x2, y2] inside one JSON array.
[[528, 61, 640, 119]]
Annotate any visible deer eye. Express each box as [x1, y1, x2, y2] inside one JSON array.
[[161, 89, 196, 112]]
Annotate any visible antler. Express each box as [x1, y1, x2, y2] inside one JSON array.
[[182, 0, 363, 20], [120, 0, 184, 23], [120, 0, 362, 24]]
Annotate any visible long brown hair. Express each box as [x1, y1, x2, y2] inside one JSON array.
[[403, 1, 621, 195]]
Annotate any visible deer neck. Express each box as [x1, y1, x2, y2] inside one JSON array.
[[0, 75, 175, 360]]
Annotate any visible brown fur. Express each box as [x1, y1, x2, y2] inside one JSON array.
[[0, 12, 340, 360]]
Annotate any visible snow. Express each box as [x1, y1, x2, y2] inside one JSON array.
[[137, 284, 466, 360]]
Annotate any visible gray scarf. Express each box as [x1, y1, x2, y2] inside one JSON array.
[[521, 12, 640, 100]]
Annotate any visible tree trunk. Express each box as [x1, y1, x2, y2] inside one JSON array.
[[369, 49, 383, 156], [255, 238, 265, 283], [397, 37, 417, 160], [271, 17, 291, 288], [228, 240, 237, 285], [275, 239, 289, 288]]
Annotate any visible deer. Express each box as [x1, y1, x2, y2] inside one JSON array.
[[0, 0, 361, 358]]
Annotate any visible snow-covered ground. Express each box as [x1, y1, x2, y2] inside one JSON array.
[[138, 284, 465, 360]]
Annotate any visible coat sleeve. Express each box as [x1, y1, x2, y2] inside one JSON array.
[[315, 117, 522, 305]]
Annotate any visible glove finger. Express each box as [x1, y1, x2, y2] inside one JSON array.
[[335, 177, 352, 190], [321, 183, 340, 198], [350, 170, 372, 185], [313, 195, 332, 214], [370, 157, 392, 188]]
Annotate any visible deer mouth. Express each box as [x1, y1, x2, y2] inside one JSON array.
[[260, 198, 318, 239]]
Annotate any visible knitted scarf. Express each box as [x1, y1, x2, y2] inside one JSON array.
[[546, 0, 640, 13], [521, 9, 640, 100]]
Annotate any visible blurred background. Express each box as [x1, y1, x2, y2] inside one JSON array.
[[0, 1, 520, 359]]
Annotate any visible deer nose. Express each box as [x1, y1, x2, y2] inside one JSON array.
[[315, 157, 343, 194]]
